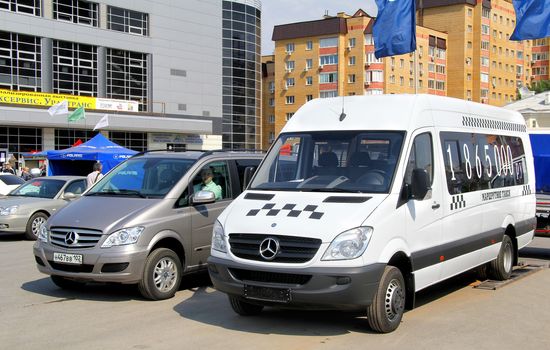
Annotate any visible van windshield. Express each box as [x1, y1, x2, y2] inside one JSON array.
[[86, 158, 195, 198], [250, 131, 405, 193]]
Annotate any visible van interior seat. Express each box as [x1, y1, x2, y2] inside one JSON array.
[[213, 172, 226, 198], [348, 151, 371, 179], [314, 151, 339, 176]]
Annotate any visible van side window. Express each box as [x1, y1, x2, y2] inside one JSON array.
[[192, 161, 232, 200], [405, 133, 434, 186]]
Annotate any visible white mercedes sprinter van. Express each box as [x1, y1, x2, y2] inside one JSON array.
[[208, 94, 536, 333]]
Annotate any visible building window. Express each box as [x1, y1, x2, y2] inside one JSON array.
[[305, 76, 312, 85], [268, 132, 275, 143], [286, 77, 294, 88], [320, 90, 337, 98], [285, 60, 295, 71], [436, 65, 445, 74], [428, 63, 435, 72], [319, 72, 337, 83], [366, 52, 382, 64], [481, 89, 488, 98], [428, 80, 435, 89], [109, 131, 146, 152], [306, 94, 313, 102], [106, 48, 148, 111], [349, 56, 355, 65], [482, 7, 490, 18], [268, 81, 274, 93], [319, 37, 338, 48], [108, 6, 148, 36], [481, 41, 490, 51], [285, 43, 294, 53], [306, 58, 312, 69], [467, 25, 473, 33], [319, 54, 338, 66], [364, 34, 374, 45], [55, 129, 98, 150], [389, 75, 395, 84], [268, 98, 274, 107], [53, 0, 98, 27], [366, 70, 383, 83], [285, 112, 293, 121], [285, 96, 294, 104], [481, 24, 489, 35], [268, 115, 275, 123], [399, 76, 404, 86], [0, 31, 41, 91], [0, 127, 42, 153], [53, 40, 97, 96], [467, 8, 472, 17], [480, 73, 489, 83], [306, 40, 313, 50], [436, 81, 445, 90], [348, 74, 356, 83], [348, 38, 356, 48], [0, 0, 40, 16]]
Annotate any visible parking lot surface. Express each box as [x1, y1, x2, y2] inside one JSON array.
[[1, 236, 549, 350]]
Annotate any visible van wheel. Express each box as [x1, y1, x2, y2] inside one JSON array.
[[138, 248, 182, 300], [228, 295, 264, 316], [51, 275, 84, 289], [25, 212, 48, 240], [488, 235, 514, 281], [366, 266, 405, 333]]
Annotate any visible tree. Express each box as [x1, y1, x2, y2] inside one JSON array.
[[531, 80, 550, 93]]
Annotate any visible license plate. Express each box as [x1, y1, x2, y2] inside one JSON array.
[[53, 252, 83, 265], [244, 285, 291, 303]]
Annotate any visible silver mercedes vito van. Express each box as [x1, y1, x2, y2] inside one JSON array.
[[33, 150, 263, 300]]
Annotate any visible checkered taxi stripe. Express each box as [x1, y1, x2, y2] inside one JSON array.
[[522, 185, 532, 196], [246, 203, 324, 219], [450, 194, 466, 210], [462, 116, 526, 133]]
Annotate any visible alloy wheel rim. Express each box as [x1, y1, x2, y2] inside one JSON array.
[[385, 278, 405, 322], [32, 217, 46, 236], [153, 257, 177, 292]]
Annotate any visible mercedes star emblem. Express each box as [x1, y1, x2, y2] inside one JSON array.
[[64, 231, 79, 245], [259, 237, 279, 260]]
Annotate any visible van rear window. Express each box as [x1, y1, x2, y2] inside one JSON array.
[[440, 132, 527, 194]]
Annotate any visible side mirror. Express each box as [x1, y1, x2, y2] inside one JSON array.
[[242, 166, 257, 190], [191, 190, 216, 205], [63, 192, 77, 201], [411, 168, 431, 200]]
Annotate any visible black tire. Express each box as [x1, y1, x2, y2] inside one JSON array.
[[51, 275, 85, 289], [228, 295, 264, 316], [138, 248, 182, 300], [25, 212, 48, 240], [367, 266, 406, 333], [488, 235, 514, 281]]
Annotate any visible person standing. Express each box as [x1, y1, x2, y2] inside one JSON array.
[[21, 167, 32, 181], [86, 162, 104, 188]]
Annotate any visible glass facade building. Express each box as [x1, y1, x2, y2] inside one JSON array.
[[222, 0, 261, 150]]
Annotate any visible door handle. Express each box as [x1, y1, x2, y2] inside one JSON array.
[[432, 203, 440, 210]]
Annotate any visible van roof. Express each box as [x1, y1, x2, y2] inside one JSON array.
[[282, 94, 526, 134]]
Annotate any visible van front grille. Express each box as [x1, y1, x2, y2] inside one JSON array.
[[50, 227, 103, 249], [229, 234, 321, 263], [229, 268, 312, 285]]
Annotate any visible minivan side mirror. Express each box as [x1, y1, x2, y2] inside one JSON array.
[[410, 168, 431, 200], [242, 166, 257, 190], [191, 190, 216, 205]]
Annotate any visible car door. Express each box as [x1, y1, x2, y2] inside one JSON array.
[[401, 130, 444, 290], [189, 160, 233, 265]]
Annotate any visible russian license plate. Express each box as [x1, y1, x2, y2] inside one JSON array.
[[244, 285, 291, 303], [53, 252, 83, 265]]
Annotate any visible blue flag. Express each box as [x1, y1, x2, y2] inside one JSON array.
[[373, 0, 416, 59], [510, 0, 550, 40]]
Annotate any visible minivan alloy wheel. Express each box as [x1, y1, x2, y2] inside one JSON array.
[[153, 257, 178, 292]]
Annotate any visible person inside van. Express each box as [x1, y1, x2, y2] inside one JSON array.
[[193, 167, 222, 200]]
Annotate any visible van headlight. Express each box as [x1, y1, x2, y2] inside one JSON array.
[[0, 205, 18, 216], [211, 220, 227, 253], [101, 226, 144, 248], [38, 224, 49, 243], [322, 227, 373, 261]]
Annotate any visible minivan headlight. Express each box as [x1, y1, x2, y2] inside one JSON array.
[[101, 226, 144, 248], [322, 227, 373, 261], [0, 205, 18, 216], [211, 220, 227, 253], [38, 224, 49, 243]]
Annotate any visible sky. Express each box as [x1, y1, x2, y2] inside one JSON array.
[[261, 0, 377, 55]]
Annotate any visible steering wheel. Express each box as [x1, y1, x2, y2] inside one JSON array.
[[356, 170, 386, 186]]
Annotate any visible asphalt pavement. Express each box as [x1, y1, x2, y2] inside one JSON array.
[[0, 235, 549, 350]]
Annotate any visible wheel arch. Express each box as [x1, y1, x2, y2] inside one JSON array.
[[387, 251, 415, 310], [148, 231, 186, 273]]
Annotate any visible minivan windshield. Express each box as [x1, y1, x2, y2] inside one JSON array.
[[86, 157, 195, 198], [250, 131, 405, 193]]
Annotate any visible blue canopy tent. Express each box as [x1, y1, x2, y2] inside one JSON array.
[[46, 134, 137, 176], [529, 133, 550, 193]]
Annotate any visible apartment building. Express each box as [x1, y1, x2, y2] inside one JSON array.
[[263, 10, 448, 149], [531, 38, 549, 83], [419, 0, 534, 106]]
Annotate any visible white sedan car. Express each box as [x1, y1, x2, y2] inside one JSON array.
[[0, 173, 25, 195]]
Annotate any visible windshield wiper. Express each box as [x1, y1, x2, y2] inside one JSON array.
[[87, 189, 146, 198]]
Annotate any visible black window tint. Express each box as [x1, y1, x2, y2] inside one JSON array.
[[405, 133, 433, 185], [440, 132, 527, 194]]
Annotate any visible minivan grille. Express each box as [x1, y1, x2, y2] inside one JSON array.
[[229, 234, 321, 263], [229, 268, 312, 285], [50, 227, 103, 249]]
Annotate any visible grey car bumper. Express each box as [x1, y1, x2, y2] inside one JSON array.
[[207, 256, 385, 310], [33, 242, 148, 284]]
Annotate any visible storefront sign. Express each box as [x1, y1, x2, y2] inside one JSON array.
[[0, 89, 139, 112], [151, 133, 203, 144]]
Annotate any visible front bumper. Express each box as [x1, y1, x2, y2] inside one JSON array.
[[0, 214, 28, 234], [33, 241, 149, 284], [207, 256, 385, 310]]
